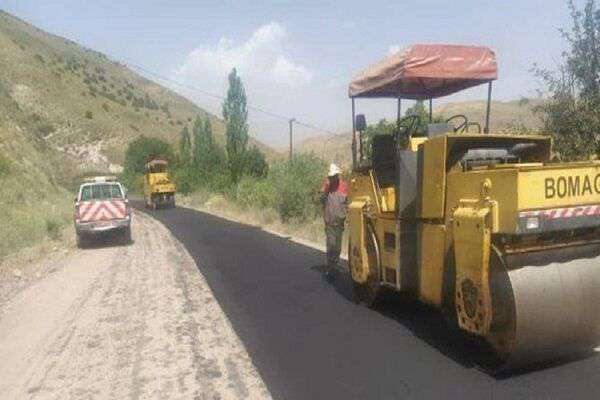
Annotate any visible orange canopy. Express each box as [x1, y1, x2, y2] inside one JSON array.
[[348, 44, 498, 100]]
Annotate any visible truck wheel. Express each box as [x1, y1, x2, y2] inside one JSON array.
[[123, 226, 132, 244], [76, 233, 86, 249], [350, 223, 383, 307]]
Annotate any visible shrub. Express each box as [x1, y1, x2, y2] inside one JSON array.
[[242, 147, 268, 178], [233, 153, 325, 222], [36, 122, 56, 137], [45, 217, 62, 240], [34, 54, 45, 64], [85, 110, 93, 119], [235, 176, 276, 210], [269, 154, 326, 222], [172, 167, 195, 194], [0, 153, 11, 177]]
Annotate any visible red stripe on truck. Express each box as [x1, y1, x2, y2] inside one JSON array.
[[78, 200, 126, 222], [519, 204, 600, 220]]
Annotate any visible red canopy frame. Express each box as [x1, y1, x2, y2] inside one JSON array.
[[349, 44, 498, 168], [348, 44, 497, 99]]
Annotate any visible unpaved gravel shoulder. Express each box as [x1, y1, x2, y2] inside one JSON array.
[[0, 211, 271, 400]]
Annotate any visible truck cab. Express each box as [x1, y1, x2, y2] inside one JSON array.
[[144, 158, 176, 209], [74, 176, 132, 247]]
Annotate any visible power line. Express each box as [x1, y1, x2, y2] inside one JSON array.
[[117, 57, 338, 136]]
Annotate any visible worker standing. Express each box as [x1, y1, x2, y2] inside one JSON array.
[[321, 163, 348, 278]]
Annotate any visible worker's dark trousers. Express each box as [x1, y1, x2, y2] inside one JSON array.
[[325, 221, 345, 269]]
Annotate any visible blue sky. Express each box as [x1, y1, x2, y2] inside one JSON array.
[[2, 0, 574, 146]]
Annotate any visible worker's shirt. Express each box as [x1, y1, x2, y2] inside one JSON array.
[[321, 179, 348, 224]]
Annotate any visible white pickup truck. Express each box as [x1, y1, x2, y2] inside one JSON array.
[[74, 177, 132, 247]]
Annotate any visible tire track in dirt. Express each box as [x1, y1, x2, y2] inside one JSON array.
[[0, 212, 270, 400]]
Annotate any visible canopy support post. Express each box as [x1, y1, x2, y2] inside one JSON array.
[[485, 82, 492, 134], [351, 98, 357, 169], [397, 98, 402, 123], [429, 98, 433, 123]]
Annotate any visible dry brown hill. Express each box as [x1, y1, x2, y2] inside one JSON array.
[[297, 98, 546, 168]]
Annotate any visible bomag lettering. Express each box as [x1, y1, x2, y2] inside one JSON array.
[[545, 174, 600, 199]]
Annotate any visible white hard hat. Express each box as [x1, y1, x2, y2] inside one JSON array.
[[328, 163, 342, 177]]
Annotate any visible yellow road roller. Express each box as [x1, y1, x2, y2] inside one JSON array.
[[144, 158, 176, 209], [347, 44, 600, 370]]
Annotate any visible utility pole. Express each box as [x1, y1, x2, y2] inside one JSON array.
[[289, 118, 295, 161]]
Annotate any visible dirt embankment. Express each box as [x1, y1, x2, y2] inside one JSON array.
[[0, 211, 271, 400]]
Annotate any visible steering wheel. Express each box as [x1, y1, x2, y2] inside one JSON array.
[[466, 122, 482, 134], [446, 114, 469, 133]]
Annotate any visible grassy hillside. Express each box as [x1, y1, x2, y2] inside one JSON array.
[[0, 10, 276, 258], [0, 10, 219, 170], [0, 10, 274, 170], [297, 98, 545, 168], [0, 78, 73, 259]]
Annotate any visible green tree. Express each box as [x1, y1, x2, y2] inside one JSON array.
[[222, 68, 249, 182], [242, 146, 269, 178], [204, 117, 214, 148], [534, 0, 600, 160], [179, 126, 192, 166], [192, 115, 207, 168], [192, 116, 225, 184], [122, 135, 174, 190], [405, 100, 431, 134], [124, 135, 174, 175], [362, 119, 396, 161], [202, 118, 226, 174]]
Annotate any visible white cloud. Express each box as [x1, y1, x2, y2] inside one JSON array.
[[388, 45, 401, 55], [173, 22, 312, 90], [171, 22, 326, 146], [341, 20, 356, 30]]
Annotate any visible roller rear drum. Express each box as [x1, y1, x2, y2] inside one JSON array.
[[485, 243, 600, 370]]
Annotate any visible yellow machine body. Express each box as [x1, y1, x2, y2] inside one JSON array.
[[348, 132, 600, 369], [143, 159, 176, 209]]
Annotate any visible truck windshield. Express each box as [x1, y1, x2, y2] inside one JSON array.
[[80, 184, 123, 201], [149, 164, 167, 173]]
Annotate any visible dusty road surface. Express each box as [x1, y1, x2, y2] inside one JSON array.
[[136, 202, 600, 400], [0, 212, 270, 400]]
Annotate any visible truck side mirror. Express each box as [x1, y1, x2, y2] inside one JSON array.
[[355, 114, 367, 132]]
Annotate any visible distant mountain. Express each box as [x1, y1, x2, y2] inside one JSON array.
[[436, 98, 545, 133], [296, 98, 546, 168]]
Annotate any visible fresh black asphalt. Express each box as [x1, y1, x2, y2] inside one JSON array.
[[134, 202, 600, 400]]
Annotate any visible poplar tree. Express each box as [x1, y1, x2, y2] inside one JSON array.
[[179, 126, 192, 166], [222, 68, 249, 182], [192, 115, 206, 168]]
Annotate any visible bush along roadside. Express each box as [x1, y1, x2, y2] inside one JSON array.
[[120, 67, 330, 244]]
